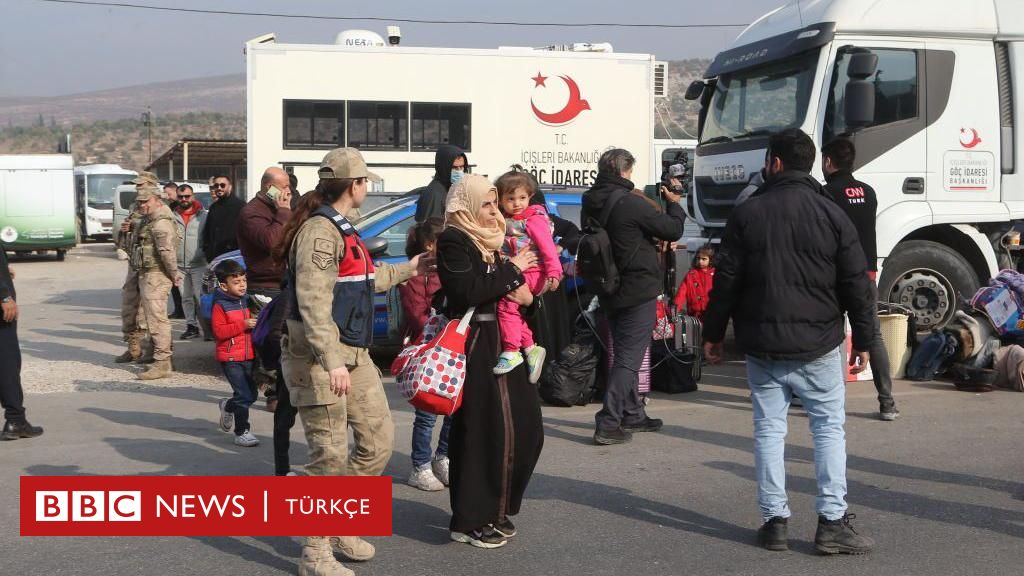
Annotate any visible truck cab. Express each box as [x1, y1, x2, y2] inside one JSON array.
[[685, 0, 1024, 331]]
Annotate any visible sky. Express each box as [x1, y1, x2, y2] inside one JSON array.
[[0, 0, 784, 97]]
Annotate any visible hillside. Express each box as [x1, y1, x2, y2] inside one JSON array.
[[0, 59, 709, 167]]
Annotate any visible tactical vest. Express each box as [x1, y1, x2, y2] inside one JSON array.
[[133, 210, 175, 271], [290, 205, 376, 349]]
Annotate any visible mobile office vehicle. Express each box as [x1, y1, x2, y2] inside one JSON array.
[[0, 154, 76, 260], [74, 164, 135, 241], [684, 0, 1024, 331], [245, 32, 665, 196]]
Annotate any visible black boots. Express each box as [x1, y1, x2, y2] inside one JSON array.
[[815, 513, 874, 555], [758, 516, 788, 551], [2, 420, 44, 441]]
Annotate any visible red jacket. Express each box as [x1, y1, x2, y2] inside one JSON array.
[[211, 291, 255, 362], [674, 266, 715, 319], [398, 273, 442, 341]]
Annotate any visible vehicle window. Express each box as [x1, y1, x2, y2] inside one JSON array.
[[826, 48, 919, 139], [86, 174, 128, 208], [411, 103, 471, 151], [195, 191, 213, 209], [701, 49, 819, 143], [119, 190, 137, 210], [354, 200, 414, 233], [556, 204, 582, 227], [348, 101, 407, 150], [284, 100, 344, 148], [377, 216, 415, 258]]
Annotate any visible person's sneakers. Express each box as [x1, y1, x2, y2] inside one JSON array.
[[493, 351, 524, 375], [450, 526, 507, 549], [298, 536, 354, 576], [879, 404, 900, 421], [815, 513, 874, 555], [492, 516, 516, 538], [524, 344, 546, 384], [180, 325, 200, 340], [234, 430, 259, 447], [757, 516, 788, 551], [1, 420, 44, 441], [329, 536, 375, 561], [622, 417, 663, 433], [432, 455, 451, 486], [138, 359, 172, 380], [408, 463, 445, 491], [217, 399, 233, 433], [593, 427, 632, 445]]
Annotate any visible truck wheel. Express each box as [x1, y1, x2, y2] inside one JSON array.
[[879, 240, 980, 332], [56, 250, 66, 261]]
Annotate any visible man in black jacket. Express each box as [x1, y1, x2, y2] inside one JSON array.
[[201, 174, 245, 262], [414, 145, 467, 223], [582, 148, 685, 445], [703, 129, 874, 554], [0, 245, 43, 440], [823, 137, 898, 421]]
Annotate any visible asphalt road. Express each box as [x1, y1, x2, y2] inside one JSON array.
[[2, 244, 1023, 576]]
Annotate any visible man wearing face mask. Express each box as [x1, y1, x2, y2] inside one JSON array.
[[414, 145, 468, 223], [172, 184, 208, 340]]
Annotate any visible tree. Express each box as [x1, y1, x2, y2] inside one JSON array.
[[36, 113, 44, 127]]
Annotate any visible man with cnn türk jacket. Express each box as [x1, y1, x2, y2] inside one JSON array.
[[702, 129, 876, 555]]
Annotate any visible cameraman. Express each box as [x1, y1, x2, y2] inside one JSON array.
[[582, 148, 686, 445]]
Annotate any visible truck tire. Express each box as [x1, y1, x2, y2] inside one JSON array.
[[879, 240, 980, 332], [56, 250, 66, 261]]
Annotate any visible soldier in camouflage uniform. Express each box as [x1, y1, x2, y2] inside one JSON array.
[[115, 172, 160, 364], [134, 183, 179, 380], [281, 148, 431, 576]]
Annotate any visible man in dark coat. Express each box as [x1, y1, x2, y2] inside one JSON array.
[[703, 128, 875, 555], [581, 148, 686, 446], [0, 246, 43, 440], [822, 137, 898, 421], [414, 145, 468, 223], [201, 174, 245, 262]]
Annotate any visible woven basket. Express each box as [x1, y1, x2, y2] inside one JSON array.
[[879, 314, 911, 378]]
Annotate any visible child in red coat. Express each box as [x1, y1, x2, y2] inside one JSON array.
[[211, 259, 259, 447], [674, 245, 715, 319]]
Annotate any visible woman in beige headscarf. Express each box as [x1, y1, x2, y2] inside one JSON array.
[[435, 174, 544, 549]]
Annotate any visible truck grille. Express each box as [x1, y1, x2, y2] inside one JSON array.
[[694, 176, 746, 225]]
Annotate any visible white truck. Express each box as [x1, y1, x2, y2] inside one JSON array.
[[684, 0, 1024, 331], [245, 32, 669, 197], [74, 164, 136, 241], [0, 154, 76, 260]]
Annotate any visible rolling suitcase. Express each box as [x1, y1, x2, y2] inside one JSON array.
[[651, 314, 702, 394]]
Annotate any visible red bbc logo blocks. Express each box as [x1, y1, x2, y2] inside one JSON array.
[[35, 491, 141, 522]]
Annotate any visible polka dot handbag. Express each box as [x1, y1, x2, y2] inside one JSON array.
[[391, 307, 475, 416]]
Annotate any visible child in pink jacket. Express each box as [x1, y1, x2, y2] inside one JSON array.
[[494, 171, 563, 383]]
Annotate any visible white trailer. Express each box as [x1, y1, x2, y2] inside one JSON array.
[[0, 154, 76, 260], [245, 33, 665, 197], [684, 0, 1024, 331]]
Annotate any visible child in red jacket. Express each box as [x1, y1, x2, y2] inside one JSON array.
[[211, 259, 259, 447], [674, 245, 715, 319]]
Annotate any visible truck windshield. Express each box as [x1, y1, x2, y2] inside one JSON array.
[[701, 49, 819, 144], [87, 174, 129, 208]]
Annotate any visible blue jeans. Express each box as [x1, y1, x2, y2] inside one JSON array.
[[222, 360, 257, 435], [411, 408, 451, 468], [746, 344, 848, 522]]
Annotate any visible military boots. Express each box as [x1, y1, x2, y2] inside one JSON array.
[[115, 333, 143, 363], [298, 537, 353, 576], [139, 359, 172, 380]]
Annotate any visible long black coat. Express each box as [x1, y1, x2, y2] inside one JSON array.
[[202, 193, 245, 261], [436, 227, 544, 532], [703, 170, 874, 361]]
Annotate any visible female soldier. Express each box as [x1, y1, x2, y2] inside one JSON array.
[[277, 148, 430, 576], [437, 173, 544, 549]]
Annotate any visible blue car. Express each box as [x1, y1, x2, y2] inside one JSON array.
[[356, 187, 586, 348]]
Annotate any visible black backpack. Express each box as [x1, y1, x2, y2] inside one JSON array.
[[577, 190, 628, 297]]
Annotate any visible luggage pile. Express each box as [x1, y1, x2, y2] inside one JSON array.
[[905, 269, 1024, 392]]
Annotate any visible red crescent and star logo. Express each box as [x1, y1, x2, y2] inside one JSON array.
[[959, 127, 982, 149], [530, 71, 591, 126]]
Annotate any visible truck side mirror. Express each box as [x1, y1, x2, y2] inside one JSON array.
[[364, 236, 389, 259], [684, 80, 705, 101], [844, 51, 878, 129]]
